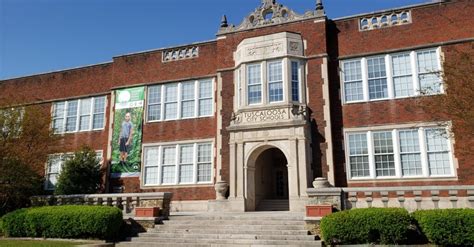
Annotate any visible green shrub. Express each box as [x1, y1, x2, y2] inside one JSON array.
[[412, 208, 474, 246], [0, 205, 122, 240], [320, 208, 412, 245]]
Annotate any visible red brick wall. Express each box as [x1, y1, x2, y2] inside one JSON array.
[[330, 0, 474, 187]]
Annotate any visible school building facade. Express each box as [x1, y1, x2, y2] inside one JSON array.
[[1, 0, 473, 212]]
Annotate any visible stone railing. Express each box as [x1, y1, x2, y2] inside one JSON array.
[[31, 192, 173, 218], [307, 184, 474, 212]]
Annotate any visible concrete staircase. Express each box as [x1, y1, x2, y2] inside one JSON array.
[[256, 199, 289, 211], [116, 212, 321, 246]]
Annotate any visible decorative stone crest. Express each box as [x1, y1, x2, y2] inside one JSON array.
[[218, 0, 325, 35], [162, 46, 199, 62]]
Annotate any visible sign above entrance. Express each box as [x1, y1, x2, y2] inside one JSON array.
[[231, 105, 306, 126]]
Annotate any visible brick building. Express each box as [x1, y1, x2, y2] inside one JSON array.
[[1, 0, 473, 212]]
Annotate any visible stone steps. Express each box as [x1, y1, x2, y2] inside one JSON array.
[[137, 233, 316, 241], [115, 212, 320, 246], [121, 238, 320, 246], [256, 200, 290, 211]]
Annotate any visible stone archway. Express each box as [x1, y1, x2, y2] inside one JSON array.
[[245, 145, 289, 211]]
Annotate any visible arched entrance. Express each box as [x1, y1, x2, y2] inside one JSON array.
[[246, 146, 289, 211]]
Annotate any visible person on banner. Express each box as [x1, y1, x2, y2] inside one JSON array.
[[118, 112, 134, 165]]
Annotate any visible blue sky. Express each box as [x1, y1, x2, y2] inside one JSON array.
[[0, 0, 428, 80]]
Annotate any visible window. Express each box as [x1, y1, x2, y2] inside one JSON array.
[[348, 133, 370, 177], [164, 84, 178, 120], [44, 151, 103, 190], [291, 61, 300, 102], [247, 64, 262, 104], [146, 78, 213, 122], [417, 50, 441, 94], [342, 60, 364, 102], [346, 126, 453, 179], [342, 48, 441, 103], [52, 96, 106, 134], [143, 141, 213, 186], [147, 85, 162, 121], [367, 57, 388, 100], [181, 82, 195, 118], [268, 61, 283, 102], [373, 131, 395, 176], [392, 53, 413, 97]]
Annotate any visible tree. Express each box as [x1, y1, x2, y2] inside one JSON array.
[[55, 146, 103, 195], [0, 105, 60, 215], [417, 44, 474, 154]]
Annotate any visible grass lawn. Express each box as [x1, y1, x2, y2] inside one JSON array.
[[0, 239, 88, 247]]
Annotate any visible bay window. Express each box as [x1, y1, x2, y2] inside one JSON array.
[[346, 125, 454, 180]]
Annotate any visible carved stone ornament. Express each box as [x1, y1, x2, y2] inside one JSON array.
[[218, 0, 325, 35]]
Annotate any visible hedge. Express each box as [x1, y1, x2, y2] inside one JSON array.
[[320, 208, 412, 245], [412, 209, 474, 246], [0, 205, 122, 240]]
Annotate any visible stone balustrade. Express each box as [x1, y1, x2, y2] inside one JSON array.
[[307, 184, 474, 212], [31, 192, 173, 218]]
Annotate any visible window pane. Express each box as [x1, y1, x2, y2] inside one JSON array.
[[419, 73, 441, 94], [401, 153, 422, 176], [165, 84, 178, 102], [145, 148, 159, 166], [417, 50, 438, 74], [343, 61, 362, 82], [197, 163, 212, 182], [181, 100, 195, 118], [79, 116, 90, 131], [53, 102, 65, 118], [425, 129, 448, 152], [92, 114, 104, 129], [394, 76, 413, 97], [164, 103, 177, 120], [199, 80, 212, 98], [199, 99, 212, 116], [180, 145, 194, 164], [345, 81, 364, 102], [248, 85, 262, 104], [350, 156, 370, 177], [162, 147, 176, 164], [161, 166, 175, 184], [198, 144, 212, 163], [80, 99, 92, 115], [179, 164, 193, 183], [268, 82, 283, 102], [148, 104, 161, 121], [291, 61, 299, 102], [369, 78, 388, 99], [182, 82, 195, 100], [148, 86, 161, 105], [375, 154, 396, 176], [145, 167, 159, 185], [392, 53, 411, 76], [53, 119, 64, 133], [367, 57, 386, 78], [399, 130, 420, 153], [373, 132, 393, 154], [268, 61, 282, 82], [428, 152, 451, 175], [348, 133, 368, 155], [93, 97, 106, 113]]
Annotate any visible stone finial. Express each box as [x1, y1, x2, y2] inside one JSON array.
[[315, 0, 325, 16], [220, 15, 228, 28]]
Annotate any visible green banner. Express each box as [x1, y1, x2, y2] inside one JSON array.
[[111, 86, 145, 178]]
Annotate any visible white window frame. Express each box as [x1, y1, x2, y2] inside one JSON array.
[[141, 139, 214, 187], [290, 60, 301, 103], [267, 59, 285, 103], [146, 78, 214, 123], [52, 96, 107, 134], [341, 47, 443, 104], [344, 123, 456, 181], [44, 150, 103, 190], [246, 63, 264, 105]]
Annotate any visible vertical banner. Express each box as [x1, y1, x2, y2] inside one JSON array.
[[111, 86, 145, 178]]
